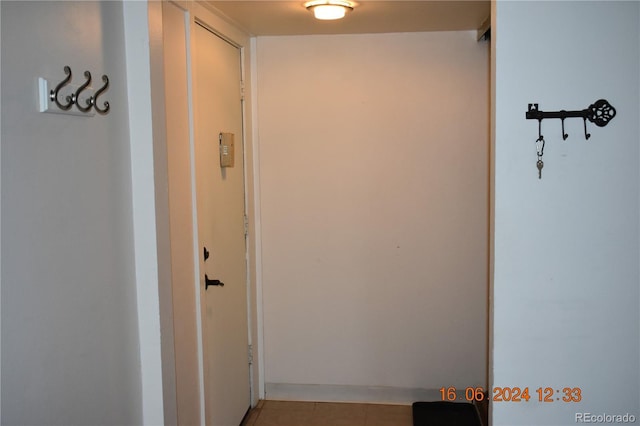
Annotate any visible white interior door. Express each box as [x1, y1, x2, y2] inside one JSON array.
[[193, 22, 250, 426]]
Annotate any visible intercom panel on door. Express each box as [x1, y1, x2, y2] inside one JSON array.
[[219, 132, 235, 168]]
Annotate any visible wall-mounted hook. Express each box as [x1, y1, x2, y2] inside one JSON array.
[[582, 117, 591, 140], [537, 118, 543, 141], [49, 66, 74, 111], [92, 75, 110, 114], [39, 67, 111, 116], [73, 71, 93, 113], [526, 99, 616, 142], [560, 115, 568, 140], [529, 104, 545, 141]]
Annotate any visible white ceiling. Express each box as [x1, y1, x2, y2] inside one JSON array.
[[207, 1, 491, 36]]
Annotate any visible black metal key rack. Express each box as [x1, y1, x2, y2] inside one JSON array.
[[526, 99, 616, 141], [525, 99, 616, 179]]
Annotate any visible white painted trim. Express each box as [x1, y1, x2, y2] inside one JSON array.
[[265, 383, 441, 405], [488, 1, 496, 425], [637, 3, 640, 407], [239, 43, 255, 405], [182, 6, 207, 426], [0, 2, 3, 421], [192, 2, 251, 48], [122, 2, 165, 424], [250, 36, 266, 401], [148, 2, 180, 423]]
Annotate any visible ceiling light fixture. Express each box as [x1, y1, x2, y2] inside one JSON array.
[[304, 0, 355, 20]]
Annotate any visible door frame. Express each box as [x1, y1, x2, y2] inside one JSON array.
[[186, 0, 262, 416], [190, 12, 254, 423], [153, 1, 263, 424]]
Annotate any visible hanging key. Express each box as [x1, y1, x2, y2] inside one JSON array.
[[537, 159, 544, 179]]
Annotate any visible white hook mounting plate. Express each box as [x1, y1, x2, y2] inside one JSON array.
[[38, 77, 95, 117]]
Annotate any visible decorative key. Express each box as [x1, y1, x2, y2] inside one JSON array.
[[526, 99, 616, 141], [537, 159, 544, 179]]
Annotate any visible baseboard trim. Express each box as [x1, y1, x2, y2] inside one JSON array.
[[265, 383, 443, 405]]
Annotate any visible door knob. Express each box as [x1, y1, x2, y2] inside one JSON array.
[[205, 274, 224, 289]]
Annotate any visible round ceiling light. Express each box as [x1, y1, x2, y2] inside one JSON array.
[[304, 0, 355, 20]]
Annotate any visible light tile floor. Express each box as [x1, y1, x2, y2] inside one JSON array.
[[243, 400, 414, 426]]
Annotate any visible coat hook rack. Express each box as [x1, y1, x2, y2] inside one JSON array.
[[526, 99, 616, 141], [526, 99, 616, 180], [39, 66, 111, 116]]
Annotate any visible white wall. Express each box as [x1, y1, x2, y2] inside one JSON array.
[[1, 1, 143, 424], [256, 31, 489, 402], [492, 1, 639, 424], [123, 1, 172, 424]]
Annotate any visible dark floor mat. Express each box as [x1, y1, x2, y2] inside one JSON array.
[[412, 401, 482, 426]]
